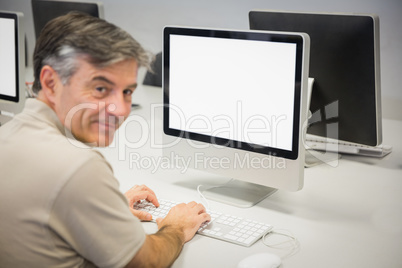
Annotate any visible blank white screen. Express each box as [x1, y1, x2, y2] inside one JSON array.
[[0, 18, 17, 98], [169, 34, 297, 151]]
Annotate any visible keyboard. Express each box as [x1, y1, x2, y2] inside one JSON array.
[[133, 199, 273, 247]]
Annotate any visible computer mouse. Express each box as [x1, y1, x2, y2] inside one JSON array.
[[237, 252, 281, 268]]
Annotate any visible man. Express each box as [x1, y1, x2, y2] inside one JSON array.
[[0, 12, 210, 267]]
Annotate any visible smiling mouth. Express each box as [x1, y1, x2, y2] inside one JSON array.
[[97, 121, 118, 130], [90, 114, 126, 134]]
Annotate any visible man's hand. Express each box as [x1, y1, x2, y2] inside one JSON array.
[[124, 184, 160, 221], [126, 201, 211, 268], [156, 201, 211, 243]]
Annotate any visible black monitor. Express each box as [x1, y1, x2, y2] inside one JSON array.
[[143, 52, 162, 87], [32, 0, 104, 39], [163, 26, 310, 207], [0, 11, 25, 126], [249, 10, 382, 147]]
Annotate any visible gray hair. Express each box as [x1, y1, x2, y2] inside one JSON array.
[[33, 12, 150, 93]]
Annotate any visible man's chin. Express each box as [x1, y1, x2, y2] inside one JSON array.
[[72, 134, 114, 148], [95, 135, 115, 147]]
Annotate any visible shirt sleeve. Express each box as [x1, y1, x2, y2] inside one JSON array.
[[49, 153, 145, 268]]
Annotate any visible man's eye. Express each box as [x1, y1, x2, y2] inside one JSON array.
[[93, 87, 109, 98], [96, 87, 107, 93], [123, 89, 134, 96]]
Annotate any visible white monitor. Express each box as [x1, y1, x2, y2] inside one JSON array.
[[0, 11, 25, 126], [163, 27, 310, 207]]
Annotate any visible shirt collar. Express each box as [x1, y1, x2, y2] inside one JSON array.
[[22, 98, 92, 148], [23, 98, 65, 134]]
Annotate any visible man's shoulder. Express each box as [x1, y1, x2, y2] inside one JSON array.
[[51, 138, 110, 170], [0, 99, 112, 176]]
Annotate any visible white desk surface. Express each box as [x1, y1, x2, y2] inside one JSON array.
[[98, 85, 402, 268]]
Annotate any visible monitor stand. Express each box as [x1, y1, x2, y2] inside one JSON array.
[[201, 179, 277, 208], [304, 77, 391, 162], [0, 111, 14, 126], [304, 77, 341, 167], [305, 148, 341, 167]]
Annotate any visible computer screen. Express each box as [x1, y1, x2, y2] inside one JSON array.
[[249, 10, 382, 147], [0, 11, 25, 125], [32, 0, 104, 39], [163, 26, 310, 207]]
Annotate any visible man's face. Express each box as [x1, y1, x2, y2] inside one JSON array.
[[53, 58, 138, 147]]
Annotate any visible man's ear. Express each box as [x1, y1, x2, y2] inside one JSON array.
[[38, 65, 59, 106]]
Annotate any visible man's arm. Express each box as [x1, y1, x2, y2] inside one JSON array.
[[125, 201, 210, 268]]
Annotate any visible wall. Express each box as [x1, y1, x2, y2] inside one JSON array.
[[1, 0, 401, 119]]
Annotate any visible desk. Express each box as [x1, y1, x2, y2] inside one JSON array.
[[98, 85, 402, 268]]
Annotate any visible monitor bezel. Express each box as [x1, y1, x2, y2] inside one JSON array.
[[163, 26, 306, 160], [0, 12, 20, 103]]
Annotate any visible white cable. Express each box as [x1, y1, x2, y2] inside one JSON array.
[[262, 229, 300, 259], [197, 184, 211, 210], [197, 181, 300, 259], [196, 179, 235, 211]]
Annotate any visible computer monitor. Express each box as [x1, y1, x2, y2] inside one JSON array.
[[163, 26, 310, 207], [0, 11, 25, 126], [249, 10, 382, 147], [32, 0, 104, 39]]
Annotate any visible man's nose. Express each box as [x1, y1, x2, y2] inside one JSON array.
[[106, 94, 131, 118]]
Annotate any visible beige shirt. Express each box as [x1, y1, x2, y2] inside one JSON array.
[[0, 99, 145, 267]]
